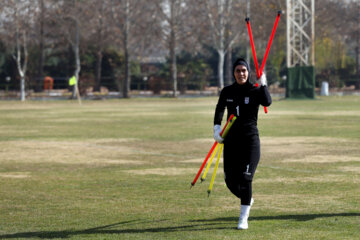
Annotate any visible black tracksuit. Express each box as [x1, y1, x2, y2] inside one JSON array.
[[214, 81, 272, 205]]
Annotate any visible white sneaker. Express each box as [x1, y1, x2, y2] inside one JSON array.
[[237, 217, 248, 230], [237, 200, 253, 230]]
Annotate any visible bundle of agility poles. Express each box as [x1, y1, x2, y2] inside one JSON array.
[[190, 11, 281, 196], [190, 114, 237, 197]]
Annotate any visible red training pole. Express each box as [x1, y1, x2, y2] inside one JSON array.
[[264, 106, 268, 113], [259, 11, 281, 115], [190, 142, 217, 188], [245, 18, 261, 79], [191, 114, 234, 187], [259, 11, 281, 76], [246, 17, 266, 113]]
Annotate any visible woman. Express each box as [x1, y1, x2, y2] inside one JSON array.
[[213, 58, 271, 230]]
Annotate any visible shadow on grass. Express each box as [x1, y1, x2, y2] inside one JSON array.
[[0, 219, 230, 239], [0, 213, 359, 239], [190, 212, 360, 223]]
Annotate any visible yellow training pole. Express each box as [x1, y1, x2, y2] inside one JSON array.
[[221, 116, 237, 139], [202, 116, 235, 183], [207, 143, 224, 197], [201, 143, 220, 182]]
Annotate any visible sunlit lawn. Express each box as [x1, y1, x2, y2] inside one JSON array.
[[0, 96, 359, 239]]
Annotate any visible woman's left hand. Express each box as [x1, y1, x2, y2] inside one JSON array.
[[213, 125, 224, 143], [259, 73, 267, 86]]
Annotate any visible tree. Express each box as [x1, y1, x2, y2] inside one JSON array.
[[1, 0, 37, 101], [111, 0, 144, 98], [153, 0, 194, 97], [55, 0, 87, 104], [14, 5, 28, 101], [0, 0, 358, 96], [37, 0, 45, 89], [86, 0, 113, 92], [202, 0, 243, 90], [344, 0, 360, 88], [315, 0, 359, 87]]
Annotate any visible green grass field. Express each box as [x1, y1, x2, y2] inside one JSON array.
[[0, 96, 359, 240]]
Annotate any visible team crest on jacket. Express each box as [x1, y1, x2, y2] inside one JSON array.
[[244, 97, 249, 104]]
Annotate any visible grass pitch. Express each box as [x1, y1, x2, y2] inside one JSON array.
[[0, 96, 359, 240]]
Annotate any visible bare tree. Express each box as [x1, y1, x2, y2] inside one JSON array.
[[111, 0, 142, 98], [37, 0, 45, 86], [344, 0, 360, 88], [32, 0, 57, 91], [1, 0, 37, 101], [1, 0, 358, 97], [87, 0, 113, 92], [55, 0, 85, 104], [14, 16, 28, 101], [154, 0, 192, 97], [315, 0, 359, 87], [14, 5, 28, 101], [122, 0, 131, 98], [94, 0, 106, 92], [202, 0, 243, 90]]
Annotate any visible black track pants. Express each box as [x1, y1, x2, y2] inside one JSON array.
[[223, 134, 260, 205]]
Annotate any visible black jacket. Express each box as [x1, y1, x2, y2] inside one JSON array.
[[214, 82, 272, 139]]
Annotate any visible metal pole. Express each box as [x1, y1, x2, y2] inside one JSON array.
[[286, 0, 291, 67], [311, 0, 315, 66]]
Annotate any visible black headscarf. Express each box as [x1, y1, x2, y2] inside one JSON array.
[[232, 58, 251, 82]]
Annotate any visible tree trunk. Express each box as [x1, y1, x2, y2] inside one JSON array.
[[123, 0, 131, 98], [123, 43, 130, 98], [14, 6, 27, 101], [170, 1, 177, 98], [225, 46, 232, 86], [38, 0, 45, 91], [15, 32, 27, 101], [18, 34, 27, 101], [94, 2, 104, 92], [95, 50, 102, 91], [73, 19, 82, 105], [217, 50, 225, 91], [170, 30, 177, 97], [218, 0, 224, 90], [356, 46, 359, 89], [20, 75, 25, 101]]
